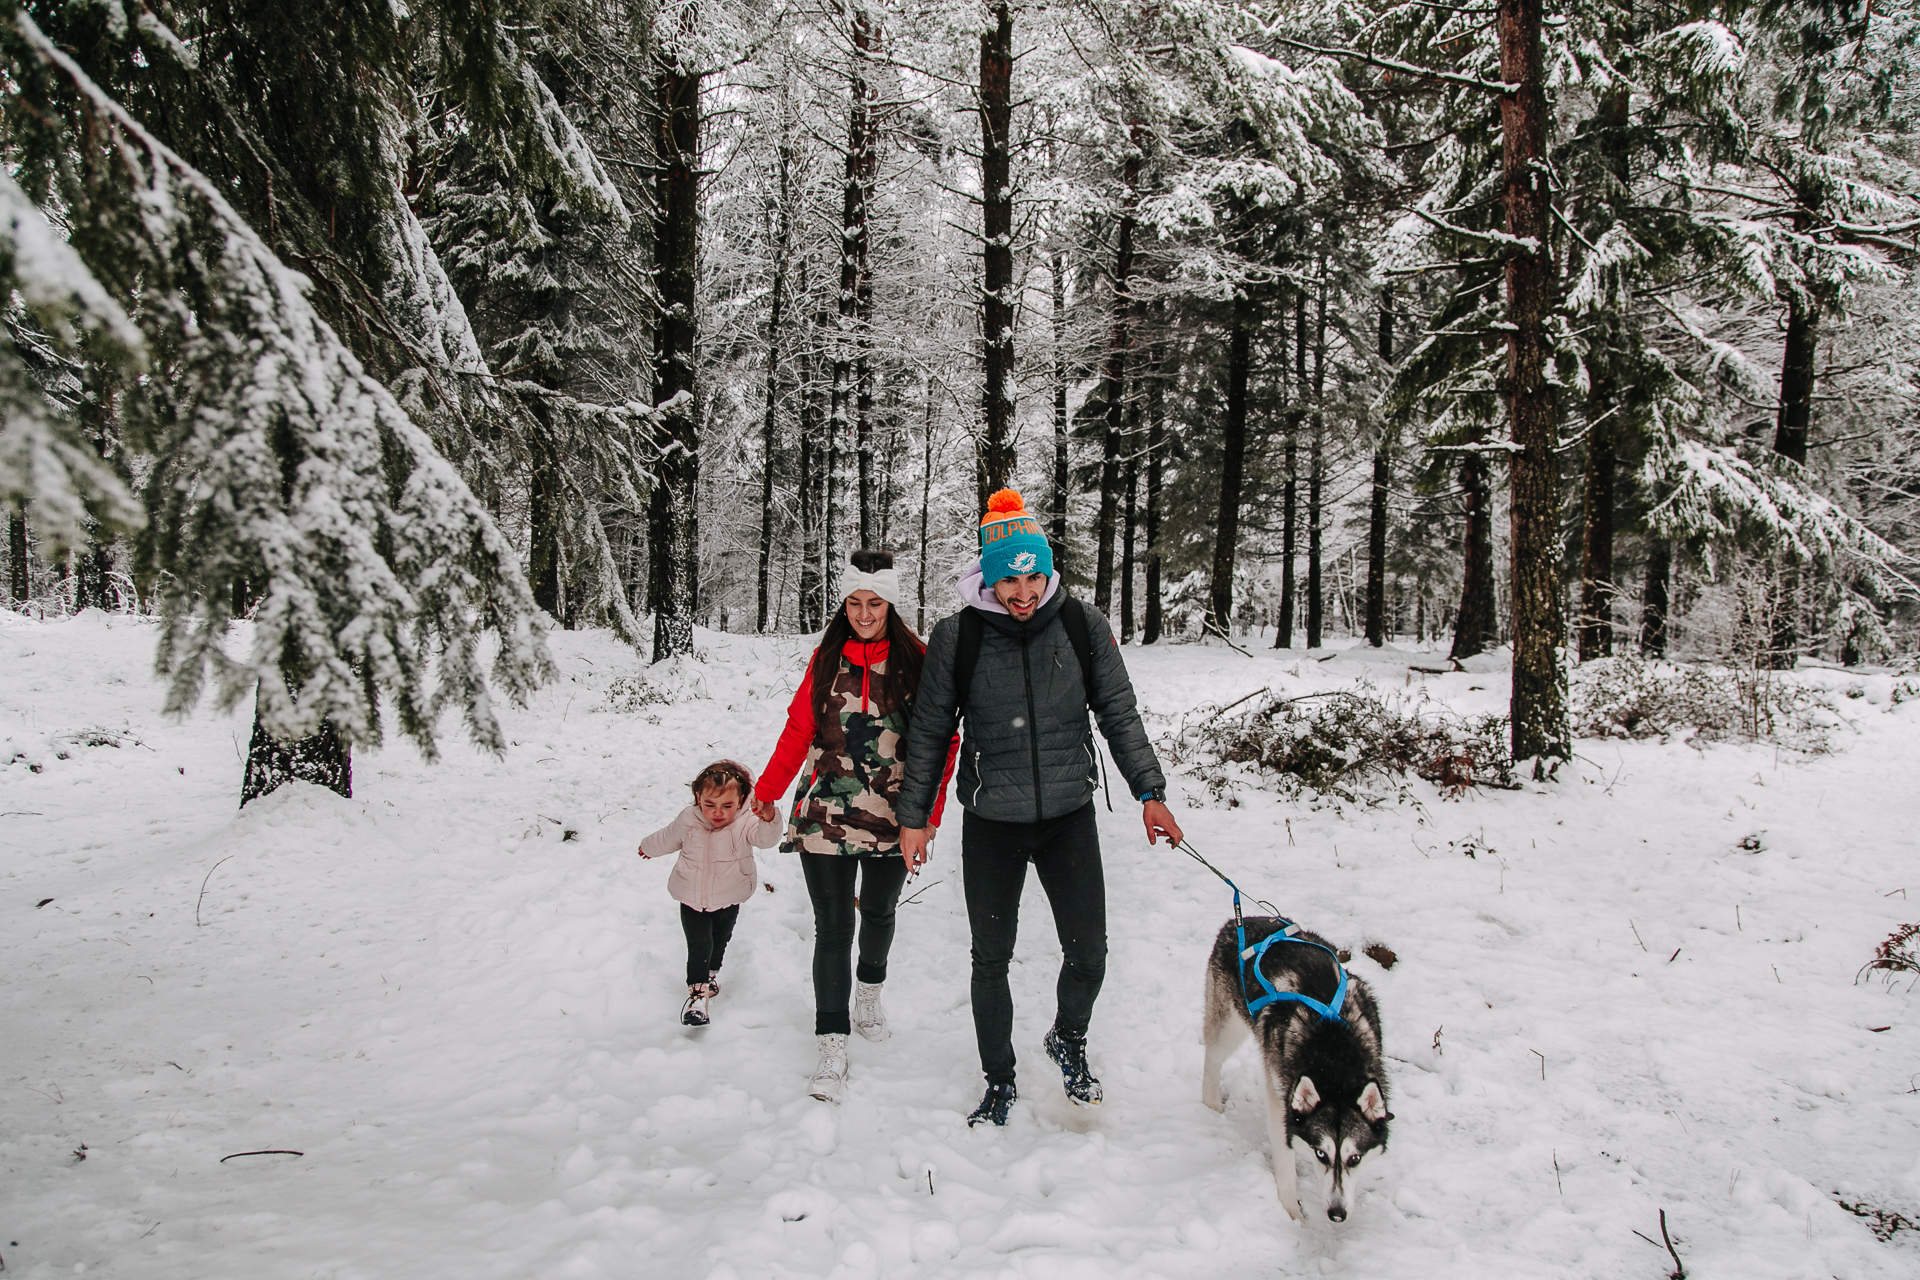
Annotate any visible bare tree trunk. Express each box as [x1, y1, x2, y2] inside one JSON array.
[[1768, 277, 1818, 668], [1499, 0, 1567, 762], [650, 21, 703, 661], [1121, 402, 1139, 642], [1095, 132, 1140, 613], [1143, 325, 1167, 644], [1364, 296, 1393, 647], [1307, 267, 1327, 648], [528, 417, 563, 621], [1576, 410, 1614, 660], [1451, 439, 1498, 659], [1640, 532, 1670, 657], [758, 142, 795, 633], [1050, 252, 1070, 571], [1207, 292, 1251, 636], [9, 511, 28, 604], [1278, 289, 1303, 649], [978, 2, 1016, 491], [918, 376, 936, 632]]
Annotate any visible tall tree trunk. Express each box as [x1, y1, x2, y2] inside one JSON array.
[[1121, 400, 1139, 642], [527, 416, 563, 621], [758, 142, 794, 633], [978, 3, 1016, 491], [918, 376, 937, 631], [798, 422, 817, 630], [8, 511, 27, 604], [1278, 289, 1303, 649], [1306, 267, 1328, 648], [1095, 132, 1140, 613], [1050, 252, 1070, 571], [1640, 532, 1670, 657], [1576, 410, 1615, 660], [1769, 280, 1818, 668], [650, 23, 703, 661], [1207, 292, 1252, 636], [1364, 296, 1393, 647], [1499, 0, 1567, 764], [1451, 439, 1498, 659], [241, 686, 351, 805], [852, 11, 878, 547], [1143, 326, 1167, 644]]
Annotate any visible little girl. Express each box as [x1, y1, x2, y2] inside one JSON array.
[[638, 760, 781, 1026]]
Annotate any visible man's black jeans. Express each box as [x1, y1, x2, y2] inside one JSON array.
[[961, 802, 1107, 1085]]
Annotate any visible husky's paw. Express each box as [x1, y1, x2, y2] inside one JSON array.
[[1200, 1088, 1225, 1113], [1283, 1198, 1304, 1223]]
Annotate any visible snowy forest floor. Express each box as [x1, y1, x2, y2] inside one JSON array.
[[4, 611, 1918, 1280]]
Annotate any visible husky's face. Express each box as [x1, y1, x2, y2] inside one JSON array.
[[1289, 1075, 1392, 1222]]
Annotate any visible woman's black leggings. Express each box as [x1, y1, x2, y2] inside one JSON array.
[[680, 903, 739, 987], [800, 853, 911, 1036]]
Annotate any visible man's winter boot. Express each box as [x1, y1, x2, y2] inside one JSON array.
[[808, 1033, 849, 1103], [680, 984, 712, 1027], [852, 981, 890, 1041], [1044, 1026, 1103, 1105], [967, 1082, 1017, 1128]]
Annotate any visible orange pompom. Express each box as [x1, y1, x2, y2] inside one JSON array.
[[985, 488, 1026, 515]]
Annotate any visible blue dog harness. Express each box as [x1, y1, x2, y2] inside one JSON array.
[[1235, 900, 1349, 1024], [1178, 840, 1348, 1024]]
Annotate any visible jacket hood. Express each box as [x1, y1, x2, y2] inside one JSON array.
[[955, 558, 1062, 616], [838, 636, 889, 666]]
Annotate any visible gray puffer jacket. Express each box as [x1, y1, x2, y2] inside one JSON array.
[[895, 590, 1166, 827]]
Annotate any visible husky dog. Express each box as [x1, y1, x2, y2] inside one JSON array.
[[1201, 917, 1392, 1222]]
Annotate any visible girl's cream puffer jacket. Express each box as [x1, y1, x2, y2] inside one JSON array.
[[639, 805, 780, 911]]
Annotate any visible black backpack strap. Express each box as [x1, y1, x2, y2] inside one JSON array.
[[1060, 597, 1094, 706], [953, 597, 1093, 718], [953, 607, 986, 722]]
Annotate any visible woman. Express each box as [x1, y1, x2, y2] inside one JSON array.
[[756, 549, 955, 1102]]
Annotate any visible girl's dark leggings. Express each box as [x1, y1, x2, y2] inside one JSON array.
[[680, 903, 740, 986], [801, 853, 911, 1036]]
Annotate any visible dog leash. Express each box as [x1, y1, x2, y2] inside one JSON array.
[[1177, 839, 1348, 1026]]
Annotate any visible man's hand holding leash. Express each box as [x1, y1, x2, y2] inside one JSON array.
[[1142, 798, 1183, 846]]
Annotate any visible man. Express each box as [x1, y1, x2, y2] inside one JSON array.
[[896, 489, 1183, 1127]]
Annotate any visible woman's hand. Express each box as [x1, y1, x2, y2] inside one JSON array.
[[752, 797, 779, 822], [899, 825, 933, 872]]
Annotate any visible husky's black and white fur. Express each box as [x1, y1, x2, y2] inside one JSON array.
[[1201, 917, 1392, 1222]]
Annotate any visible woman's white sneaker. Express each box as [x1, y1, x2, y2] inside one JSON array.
[[809, 1033, 849, 1102], [852, 981, 891, 1041]]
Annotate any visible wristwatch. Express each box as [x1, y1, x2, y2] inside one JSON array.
[[1138, 787, 1165, 803]]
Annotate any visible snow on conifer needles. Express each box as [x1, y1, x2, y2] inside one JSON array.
[[7, 11, 552, 757]]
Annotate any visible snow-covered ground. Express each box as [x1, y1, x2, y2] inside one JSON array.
[[4, 611, 1917, 1279]]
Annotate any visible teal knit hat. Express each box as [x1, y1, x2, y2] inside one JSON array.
[[978, 489, 1054, 584]]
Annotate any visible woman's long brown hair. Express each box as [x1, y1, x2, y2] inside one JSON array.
[[809, 549, 927, 725]]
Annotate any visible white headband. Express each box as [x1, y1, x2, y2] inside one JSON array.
[[840, 567, 900, 607]]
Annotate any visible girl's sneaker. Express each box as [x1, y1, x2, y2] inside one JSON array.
[[681, 984, 713, 1027], [852, 981, 890, 1041], [809, 1033, 849, 1102]]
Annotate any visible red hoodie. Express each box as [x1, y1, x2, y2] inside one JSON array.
[[756, 637, 958, 826]]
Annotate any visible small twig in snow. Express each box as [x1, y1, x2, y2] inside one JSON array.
[[1553, 1150, 1562, 1195], [195, 855, 235, 927], [1431, 1025, 1444, 1055], [219, 1149, 303, 1162], [1668, 947, 1682, 963], [1660, 1208, 1687, 1278], [1531, 1049, 1545, 1080]]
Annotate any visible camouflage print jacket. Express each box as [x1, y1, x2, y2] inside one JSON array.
[[756, 639, 954, 856]]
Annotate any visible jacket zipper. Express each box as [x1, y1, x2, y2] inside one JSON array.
[[1021, 625, 1043, 821], [970, 746, 984, 807]]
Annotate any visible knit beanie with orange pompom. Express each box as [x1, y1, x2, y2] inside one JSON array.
[[977, 488, 1054, 584]]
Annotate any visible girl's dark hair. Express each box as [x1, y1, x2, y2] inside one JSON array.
[[690, 760, 751, 802], [809, 549, 926, 724]]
